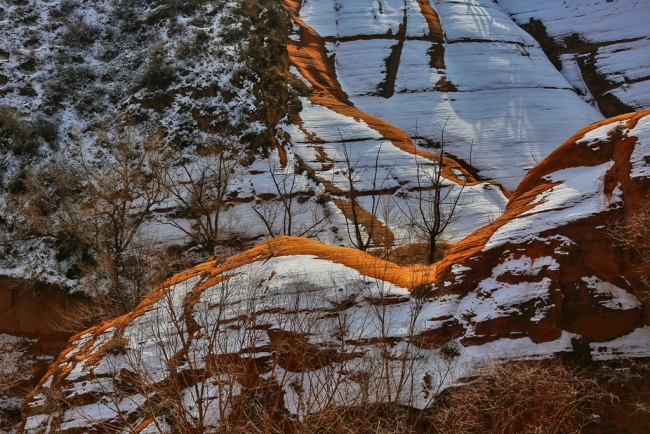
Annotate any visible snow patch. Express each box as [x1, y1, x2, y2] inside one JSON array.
[[485, 162, 615, 249], [581, 276, 641, 310], [628, 115, 650, 179], [591, 326, 650, 360]]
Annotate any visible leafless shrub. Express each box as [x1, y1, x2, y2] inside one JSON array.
[[0, 339, 35, 430], [0, 106, 57, 156], [607, 199, 650, 293], [430, 358, 601, 434], [253, 156, 330, 240], [157, 134, 241, 254], [381, 240, 453, 266], [8, 128, 174, 323], [396, 119, 465, 264], [0, 341, 33, 395], [60, 264, 457, 433], [607, 124, 626, 140], [336, 135, 393, 252]]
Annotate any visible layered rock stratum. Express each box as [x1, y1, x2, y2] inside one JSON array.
[[499, 0, 650, 117], [3, 0, 650, 432], [20, 110, 650, 433]]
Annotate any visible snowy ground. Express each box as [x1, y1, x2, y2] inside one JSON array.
[[296, 0, 603, 193], [23, 240, 650, 432], [498, 0, 650, 111]]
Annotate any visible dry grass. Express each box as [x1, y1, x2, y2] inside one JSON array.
[[212, 358, 650, 434], [381, 240, 453, 266], [430, 358, 598, 434]]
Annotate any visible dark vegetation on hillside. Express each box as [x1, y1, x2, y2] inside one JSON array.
[[0, 0, 310, 323]]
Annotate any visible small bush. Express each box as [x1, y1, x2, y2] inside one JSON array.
[[383, 240, 452, 266], [607, 124, 625, 140], [62, 19, 101, 48], [112, 3, 144, 34], [175, 39, 202, 60], [0, 107, 58, 155], [141, 48, 176, 91], [52, 0, 79, 18], [104, 337, 130, 356], [145, 0, 207, 25]]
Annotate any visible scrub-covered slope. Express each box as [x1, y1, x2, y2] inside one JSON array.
[[0, 0, 309, 287], [21, 111, 650, 433], [499, 0, 650, 117]]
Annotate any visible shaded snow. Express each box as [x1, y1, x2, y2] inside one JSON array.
[[463, 331, 576, 360], [581, 276, 640, 310], [435, 0, 533, 43], [628, 115, 650, 179], [591, 326, 650, 360], [608, 80, 650, 111], [444, 41, 571, 91], [353, 90, 602, 191], [498, 0, 649, 43], [559, 54, 597, 107], [499, 0, 650, 111], [334, 39, 401, 96]]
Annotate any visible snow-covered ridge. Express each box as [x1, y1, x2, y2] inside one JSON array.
[[435, 108, 650, 346], [21, 110, 650, 433]]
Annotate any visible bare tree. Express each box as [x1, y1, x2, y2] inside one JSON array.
[[9, 130, 168, 318], [396, 120, 465, 264], [337, 135, 393, 252], [159, 136, 240, 254], [252, 156, 330, 239]]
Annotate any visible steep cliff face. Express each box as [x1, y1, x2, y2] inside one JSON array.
[[498, 0, 650, 117], [0, 278, 77, 356], [20, 111, 650, 433], [0, 278, 80, 430]]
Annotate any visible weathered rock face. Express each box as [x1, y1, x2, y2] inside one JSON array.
[[498, 0, 650, 117], [433, 108, 650, 354], [0, 278, 77, 359], [19, 111, 650, 433], [0, 278, 80, 431]]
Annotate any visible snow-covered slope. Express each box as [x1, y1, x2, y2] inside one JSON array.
[[435, 108, 650, 350], [3, 0, 649, 290], [287, 0, 604, 191], [21, 110, 650, 433], [498, 0, 650, 117]]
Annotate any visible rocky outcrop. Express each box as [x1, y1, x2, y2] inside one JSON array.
[[19, 110, 650, 433], [499, 0, 650, 117], [433, 108, 650, 352], [0, 278, 77, 360], [0, 278, 80, 430]]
